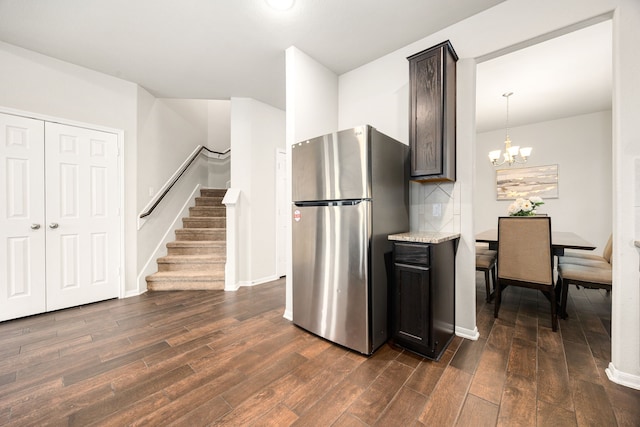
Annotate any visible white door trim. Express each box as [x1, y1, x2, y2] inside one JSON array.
[[275, 148, 287, 278], [0, 105, 125, 300]]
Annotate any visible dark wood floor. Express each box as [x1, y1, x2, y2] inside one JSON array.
[[0, 275, 638, 426]]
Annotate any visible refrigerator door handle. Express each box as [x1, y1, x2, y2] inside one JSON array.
[[294, 199, 367, 207]]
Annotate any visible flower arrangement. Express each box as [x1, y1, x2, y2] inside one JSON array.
[[507, 196, 544, 216]]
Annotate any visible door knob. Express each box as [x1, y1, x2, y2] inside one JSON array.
[[49, 223, 59, 229], [31, 224, 41, 230]]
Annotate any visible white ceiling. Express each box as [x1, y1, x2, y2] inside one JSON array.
[[476, 20, 612, 133], [0, 0, 611, 132]]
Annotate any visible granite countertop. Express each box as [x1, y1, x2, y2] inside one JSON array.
[[388, 231, 460, 244]]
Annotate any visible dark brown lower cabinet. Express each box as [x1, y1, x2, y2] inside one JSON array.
[[391, 239, 457, 360]]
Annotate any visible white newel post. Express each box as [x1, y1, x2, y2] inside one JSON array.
[[222, 188, 241, 291]]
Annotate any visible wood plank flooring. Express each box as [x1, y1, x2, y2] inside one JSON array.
[[0, 275, 638, 426]]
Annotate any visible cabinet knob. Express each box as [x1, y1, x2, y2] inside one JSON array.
[[49, 223, 59, 229], [31, 223, 41, 230]]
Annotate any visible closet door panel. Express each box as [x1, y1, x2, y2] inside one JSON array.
[[45, 122, 119, 311], [0, 113, 46, 321]]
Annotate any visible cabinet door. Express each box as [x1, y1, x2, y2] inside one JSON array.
[[409, 47, 444, 178], [408, 41, 457, 182], [0, 113, 46, 321], [393, 263, 430, 349]]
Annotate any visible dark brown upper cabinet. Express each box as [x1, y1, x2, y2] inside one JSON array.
[[408, 41, 458, 182]]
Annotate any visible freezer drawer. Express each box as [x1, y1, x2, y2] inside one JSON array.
[[292, 201, 371, 354]]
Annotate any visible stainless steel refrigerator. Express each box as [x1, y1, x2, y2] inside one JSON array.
[[291, 125, 409, 355]]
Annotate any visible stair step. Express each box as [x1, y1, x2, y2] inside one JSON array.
[[183, 217, 226, 228], [146, 271, 224, 291], [167, 241, 225, 256], [188, 207, 226, 218], [200, 188, 226, 198], [195, 196, 224, 206], [157, 254, 225, 272], [175, 228, 225, 241]]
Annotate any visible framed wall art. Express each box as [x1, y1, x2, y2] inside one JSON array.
[[496, 164, 559, 200]]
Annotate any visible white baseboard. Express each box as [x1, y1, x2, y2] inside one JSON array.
[[226, 274, 280, 292], [283, 309, 293, 321], [606, 362, 640, 390], [455, 325, 480, 340], [224, 281, 240, 292], [123, 288, 147, 298]]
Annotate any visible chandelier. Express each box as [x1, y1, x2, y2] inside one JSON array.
[[488, 92, 532, 166]]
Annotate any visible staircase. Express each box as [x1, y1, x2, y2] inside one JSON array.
[[146, 188, 226, 291]]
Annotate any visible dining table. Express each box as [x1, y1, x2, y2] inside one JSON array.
[[476, 228, 596, 315], [475, 228, 596, 257]]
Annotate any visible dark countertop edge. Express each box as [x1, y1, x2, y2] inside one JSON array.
[[388, 232, 461, 244]]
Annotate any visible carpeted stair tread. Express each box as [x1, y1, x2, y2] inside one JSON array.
[[167, 241, 225, 255], [182, 217, 226, 228], [189, 206, 226, 217], [157, 254, 226, 264], [175, 228, 226, 241], [195, 196, 224, 206], [147, 270, 224, 279], [167, 240, 225, 248], [146, 271, 225, 291], [199, 188, 227, 197]]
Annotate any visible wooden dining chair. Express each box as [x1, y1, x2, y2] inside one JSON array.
[[494, 216, 557, 331], [476, 249, 497, 302], [558, 233, 612, 267]]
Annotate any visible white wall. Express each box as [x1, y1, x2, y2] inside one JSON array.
[[136, 94, 231, 211], [284, 46, 339, 319], [476, 111, 613, 252], [230, 97, 285, 287], [338, 53, 409, 142], [206, 99, 231, 188], [0, 41, 140, 295], [208, 100, 231, 152], [611, 0, 640, 389], [285, 47, 339, 143], [335, 0, 640, 387]]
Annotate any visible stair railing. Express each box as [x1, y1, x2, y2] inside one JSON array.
[[139, 146, 230, 220]]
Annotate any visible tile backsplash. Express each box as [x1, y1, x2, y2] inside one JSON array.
[[410, 181, 461, 233]]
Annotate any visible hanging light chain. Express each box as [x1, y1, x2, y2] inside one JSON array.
[[503, 91, 512, 143]]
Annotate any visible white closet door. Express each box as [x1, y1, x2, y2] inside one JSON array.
[[45, 122, 119, 311], [0, 113, 46, 321]]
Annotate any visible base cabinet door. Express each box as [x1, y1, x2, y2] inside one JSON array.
[[394, 263, 430, 351], [391, 240, 456, 360]]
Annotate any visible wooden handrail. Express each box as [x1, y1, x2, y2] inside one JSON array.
[[139, 146, 230, 219]]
